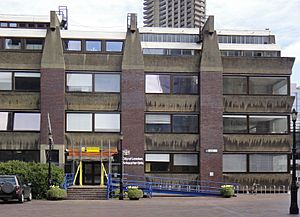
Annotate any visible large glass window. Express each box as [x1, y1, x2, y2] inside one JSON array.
[[106, 41, 123, 52], [66, 113, 92, 132], [145, 154, 170, 172], [64, 40, 81, 51], [249, 154, 287, 172], [173, 154, 198, 172], [14, 73, 40, 91], [223, 154, 247, 172], [13, 113, 40, 131], [94, 114, 120, 132], [86, 40, 101, 52], [249, 77, 288, 95], [0, 72, 12, 90], [249, 116, 288, 134], [145, 115, 171, 133], [0, 150, 39, 162], [173, 76, 198, 94], [5, 38, 21, 49], [94, 74, 120, 92], [223, 76, 247, 94], [0, 112, 10, 131], [25, 39, 43, 50], [145, 75, 170, 93], [172, 115, 198, 133], [67, 74, 92, 92], [223, 115, 247, 133]]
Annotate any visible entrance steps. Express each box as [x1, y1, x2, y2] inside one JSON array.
[[67, 186, 107, 200]]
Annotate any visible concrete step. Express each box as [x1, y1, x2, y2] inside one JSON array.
[[67, 186, 107, 200]]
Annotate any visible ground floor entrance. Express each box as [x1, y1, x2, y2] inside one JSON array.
[[83, 162, 102, 185]]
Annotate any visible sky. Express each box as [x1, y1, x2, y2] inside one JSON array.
[[0, 0, 299, 84]]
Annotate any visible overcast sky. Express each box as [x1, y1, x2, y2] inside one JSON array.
[[0, 0, 299, 84]]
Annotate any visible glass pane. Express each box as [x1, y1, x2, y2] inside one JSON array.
[[143, 48, 165, 55], [223, 115, 247, 133], [67, 113, 92, 132], [0, 72, 12, 90], [145, 75, 170, 93], [13, 113, 40, 131], [86, 40, 101, 52], [249, 154, 287, 172], [173, 154, 198, 166], [94, 114, 120, 132], [145, 114, 171, 133], [249, 116, 287, 134], [14, 73, 40, 91], [145, 154, 170, 162], [64, 40, 81, 51], [106, 41, 123, 52], [173, 75, 198, 94], [172, 115, 198, 133], [145, 162, 170, 172], [94, 74, 120, 92], [249, 77, 288, 95], [5, 38, 21, 49], [223, 76, 247, 94], [25, 39, 43, 50], [0, 112, 9, 130], [67, 74, 92, 92], [223, 154, 247, 172]]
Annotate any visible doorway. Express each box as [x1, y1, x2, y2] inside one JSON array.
[[83, 162, 101, 185]]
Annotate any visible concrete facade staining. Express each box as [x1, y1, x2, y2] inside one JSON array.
[[0, 12, 295, 188]]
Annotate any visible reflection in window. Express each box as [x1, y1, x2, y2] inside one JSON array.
[[249, 154, 287, 172], [223, 154, 247, 172], [0, 72, 12, 90], [94, 114, 120, 132], [25, 39, 43, 50], [223, 76, 247, 94], [223, 115, 247, 133], [249, 116, 287, 134], [67, 74, 92, 92], [0, 150, 39, 162], [14, 73, 40, 91], [0, 112, 10, 131], [5, 38, 21, 49], [86, 40, 101, 52], [64, 40, 81, 51], [173, 154, 198, 173], [145, 75, 170, 93], [249, 77, 287, 95], [145, 154, 170, 172], [146, 115, 171, 132], [66, 113, 92, 132], [173, 75, 198, 94], [94, 74, 120, 92], [172, 115, 198, 133], [13, 113, 40, 131], [106, 41, 123, 52]]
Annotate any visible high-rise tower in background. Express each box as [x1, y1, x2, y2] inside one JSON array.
[[143, 0, 206, 28]]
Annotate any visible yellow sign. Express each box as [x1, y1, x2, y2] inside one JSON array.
[[81, 147, 100, 153]]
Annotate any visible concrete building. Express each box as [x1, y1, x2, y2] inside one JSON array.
[[143, 0, 206, 28], [0, 11, 295, 189]]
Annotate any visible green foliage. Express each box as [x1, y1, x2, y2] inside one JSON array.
[[46, 186, 67, 200], [220, 185, 235, 198], [127, 186, 143, 200], [0, 160, 65, 199]]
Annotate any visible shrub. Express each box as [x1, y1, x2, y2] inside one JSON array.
[[127, 186, 143, 200], [46, 186, 67, 200], [220, 185, 235, 198], [0, 161, 65, 199]]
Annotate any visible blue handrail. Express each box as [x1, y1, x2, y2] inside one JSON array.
[[63, 173, 75, 190]]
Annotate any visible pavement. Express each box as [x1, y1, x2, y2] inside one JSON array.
[[0, 194, 297, 217]]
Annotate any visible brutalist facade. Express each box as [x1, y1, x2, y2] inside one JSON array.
[[0, 12, 295, 188]]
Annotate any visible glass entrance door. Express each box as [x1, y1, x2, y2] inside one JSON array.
[[83, 162, 101, 185]]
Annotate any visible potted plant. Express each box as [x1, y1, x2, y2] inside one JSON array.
[[127, 186, 143, 200], [46, 185, 67, 200], [220, 185, 235, 198]]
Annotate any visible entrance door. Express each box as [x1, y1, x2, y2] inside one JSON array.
[[83, 162, 101, 185]]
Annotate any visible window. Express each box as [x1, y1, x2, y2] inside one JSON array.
[[223, 154, 247, 172], [5, 38, 21, 49], [172, 115, 198, 133], [64, 40, 81, 51], [145, 154, 170, 172], [0, 112, 10, 131], [145, 75, 170, 93], [249, 154, 287, 172], [173, 75, 198, 94], [106, 41, 123, 52], [249, 116, 288, 134], [0, 150, 39, 162], [249, 77, 288, 95], [146, 115, 171, 133], [94, 74, 120, 92], [0, 22, 8, 27], [9, 23, 17, 28], [223, 115, 247, 133], [86, 40, 101, 52], [67, 74, 92, 92], [14, 73, 40, 91], [13, 113, 40, 131], [66, 113, 92, 132], [94, 114, 120, 132], [25, 39, 43, 50], [0, 72, 12, 90], [173, 154, 198, 173], [223, 76, 247, 94]]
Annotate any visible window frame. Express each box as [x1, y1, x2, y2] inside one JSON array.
[[105, 40, 124, 53]]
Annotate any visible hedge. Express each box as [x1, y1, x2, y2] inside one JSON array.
[[0, 160, 65, 199]]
